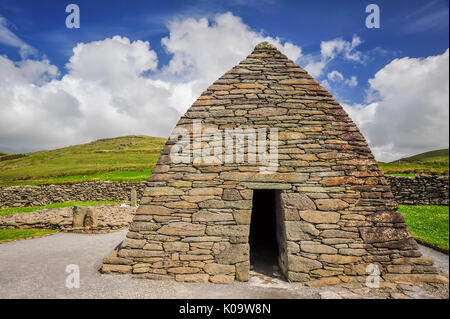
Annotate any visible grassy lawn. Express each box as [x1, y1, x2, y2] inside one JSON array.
[[0, 135, 165, 186], [379, 161, 449, 175], [0, 200, 120, 216], [0, 136, 448, 187], [398, 205, 449, 250], [0, 168, 154, 186], [0, 229, 59, 243]]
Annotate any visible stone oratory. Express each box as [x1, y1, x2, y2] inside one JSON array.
[[102, 42, 442, 286]]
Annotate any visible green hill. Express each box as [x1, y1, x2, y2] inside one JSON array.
[[397, 149, 449, 163], [0, 151, 9, 156], [1, 138, 448, 186], [379, 149, 449, 176], [0, 135, 166, 186]]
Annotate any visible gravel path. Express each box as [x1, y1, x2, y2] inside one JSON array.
[[0, 231, 447, 299]]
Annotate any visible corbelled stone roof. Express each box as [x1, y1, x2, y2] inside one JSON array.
[[102, 42, 442, 286]]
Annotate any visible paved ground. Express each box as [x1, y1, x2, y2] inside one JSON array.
[[0, 231, 448, 299]]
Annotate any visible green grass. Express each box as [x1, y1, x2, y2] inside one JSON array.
[[399, 149, 449, 163], [0, 200, 120, 217], [0, 229, 59, 243], [379, 148, 449, 176], [0, 135, 166, 186], [0, 136, 447, 186], [379, 161, 449, 175], [398, 205, 449, 250]]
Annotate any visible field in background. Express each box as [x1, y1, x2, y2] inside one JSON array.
[[398, 205, 449, 250], [380, 149, 449, 176], [0, 136, 166, 186], [0, 137, 448, 187]]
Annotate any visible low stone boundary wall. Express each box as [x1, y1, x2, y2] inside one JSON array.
[[385, 175, 449, 206], [0, 204, 136, 233], [0, 176, 448, 208], [0, 181, 149, 208]]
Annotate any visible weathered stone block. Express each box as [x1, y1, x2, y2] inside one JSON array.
[[301, 244, 337, 254], [144, 187, 184, 196], [192, 211, 234, 222], [287, 255, 322, 272], [285, 221, 311, 241], [163, 242, 189, 252], [319, 254, 360, 265], [72, 206, 88, 227], [281, 193, 316, 210], [215, 243, 249, 265], [204, 263, 235, 275], [299, 211, 340, 224], [101, 264, 132, 274], [206, 225, 249, 237], [235, 261, 249, 282], [158, 222, 206, 236], [315, 199, 349, 211], [360, 227, 412, 244]]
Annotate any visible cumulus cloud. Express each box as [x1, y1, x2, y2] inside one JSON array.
[[0, 12, 303, 153], [161, 12, 302, 107], [344, 49, 449, 162], [345, 76, 358, 88], [327, 70, 344, 82], [324, 71, 358, 91], [300, 35, 365, 78], [0, 36, 180, 153]]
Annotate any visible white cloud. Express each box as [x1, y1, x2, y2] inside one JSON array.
[[161, 12, 301, 83], [327, 70, 344, 82], [0, 12, 303, 153], [301, 35, 365, 78], [321, 36, 364, 62], [344, 49, 449, 162], [0, 36, 180, 153], [345, 76, 358, 87], [0, 16, 36, 58], [326, 71, 358, 90]]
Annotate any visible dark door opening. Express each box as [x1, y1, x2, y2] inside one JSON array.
[[249, 189, 283, 279]]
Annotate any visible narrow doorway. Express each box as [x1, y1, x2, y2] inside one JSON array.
[[249, 189, 284, 279]]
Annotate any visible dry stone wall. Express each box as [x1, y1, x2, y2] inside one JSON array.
[[385, 175, 449, 205], [1, 176, 447, 209], [0, 181, 148, 208], [0, 204, 135, 233]]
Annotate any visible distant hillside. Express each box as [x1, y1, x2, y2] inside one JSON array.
[[396, 149, 449, 163], [379, 148, 449, 176], [1, 137, 448, 186], [0, 135, 167, 186], [0, 151, 9, 156]]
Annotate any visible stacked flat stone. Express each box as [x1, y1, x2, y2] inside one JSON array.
[[0, 204, 135, 233], [0, 181, 148, 208], [1, 177, 446, 208], [102, 42, 442, 285], [386, 175, 449, 206]]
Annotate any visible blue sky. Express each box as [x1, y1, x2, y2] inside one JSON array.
[[0, 0, 448, 161]]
